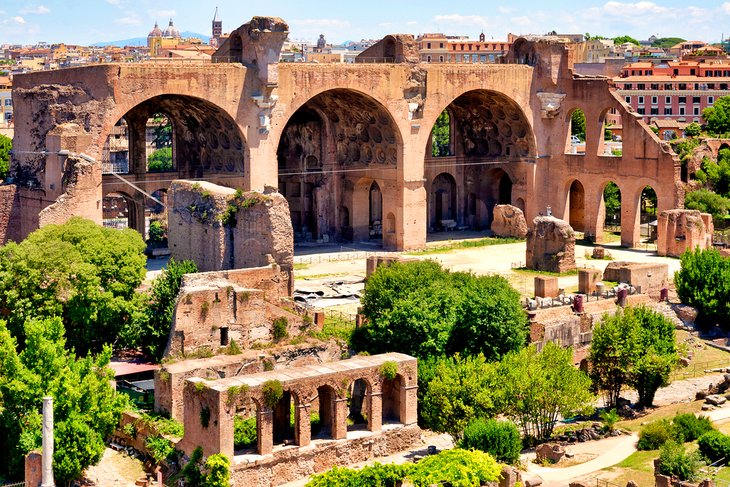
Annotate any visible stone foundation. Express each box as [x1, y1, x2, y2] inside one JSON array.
[[491, 204, 528, 239], [230, 424, 422, 486], [602, 262, 669, 296]]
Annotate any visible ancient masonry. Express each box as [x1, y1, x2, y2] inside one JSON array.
[[5, 16, 684, 251]]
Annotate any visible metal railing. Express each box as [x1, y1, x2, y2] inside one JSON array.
[[0, 481, 26, 487], [294, 248, 399, 265], [670, 358, 730, 381], [102, 160, 130, 174], [594, 478, 622, 487], [323, 308, 357, 325]]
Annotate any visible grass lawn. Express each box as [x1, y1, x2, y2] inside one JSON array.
[[405, 237, 523, 255], [601, 449, 657, 487], [617, 401, 705, 432]]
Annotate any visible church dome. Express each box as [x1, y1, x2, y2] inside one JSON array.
[[162, 19, 181, 38], [148, 21, 162, 38]]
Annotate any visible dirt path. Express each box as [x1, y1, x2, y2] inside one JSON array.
[[82, 448, 146, 487]]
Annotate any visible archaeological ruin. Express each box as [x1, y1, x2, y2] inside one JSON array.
[[3, 16, 682, 252]]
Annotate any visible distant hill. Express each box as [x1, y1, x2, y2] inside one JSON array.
[[93, 31, 210, 47]]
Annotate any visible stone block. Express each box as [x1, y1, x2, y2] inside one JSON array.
[[491, 204, 528, 239], [535, 276, 559, 298], [526, 216, 576, 273], [536, 443, 565, 463], [578, 268, 602, 295], [657, 209, 713, 258]]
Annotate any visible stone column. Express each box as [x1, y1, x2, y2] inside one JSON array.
[[368, 391, 383, 433], [295, 403, 311, 447], [332, 397, 349, 440], [582, 185, 603, 244], [127, 115, 149, 175], [621, 196, 640, 248], [401, 383, 419, 426], [42, 396, 55, 487], [257, 408, 274, 455]]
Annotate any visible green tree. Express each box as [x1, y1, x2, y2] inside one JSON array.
[[147, 147, 173, 172], [603, 182, 622, 218], [590, 306, 678, 407], [684, 122, 702, 137], [355, 261, 526, 361], [651, 37, 686, 48], [658, 441, 703, 481], [135, 259, 197, 360], [0, 317, 128, 483], [704, 96, 730, 135], [431, 111, 451, 157], [571, 110, 586, 140], [0, 217, 147, 353], [460, 418, 522, 464], [685, 189, 730, 221], [151, 113, 172, 149], [613, 35, 641, 46], [498, 342, 594, 441], [675, 248, 730, 327], [419, 354, 499, 437], [0, 133, 10, 181], [203, 454, 230, 487]]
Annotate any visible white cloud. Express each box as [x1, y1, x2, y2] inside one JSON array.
[[106, 0, 122, 4], [433, 14, 490, 28], [114, 13, 141, 26], [20, 5, 50, 15], [12, 16, 26, 25], [510, 16, 532, 27], [147, 9, 176, 19]]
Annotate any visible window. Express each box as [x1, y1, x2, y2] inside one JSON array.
[[678, 96, 687, 104], [624, 84, 633, 90], [664, 107, 673, 115], [679, 107, 685, 115], [693, 96, 701, 104], [694, 107, 700, 115], [637, 108, 645, 115], [637, 83, 645, 90], [650, 107, 659, 115], [638, 96, 644, 104], [651, 83, 659, 90], [665, 96, 671, 104], [427, 55, 431, 62], [427, 42, 431, 49], [439, 55, 444, 62], [673, 69, 679, 75], [664, 83, 673, 90], [625, 96, 631, 103], [678, 83, 687, 90], [651, 96, 658, 104], [709, 96, 715, 105], [690, 69, 696, 75], [3, 99, 10, 107], [708, 84, 716, 89], [439, 43, 444, 48]]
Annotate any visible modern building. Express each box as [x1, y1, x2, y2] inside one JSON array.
[[0, 75, 12, 128], [417, 32, 510, 63], [615, 58, 730, 126]]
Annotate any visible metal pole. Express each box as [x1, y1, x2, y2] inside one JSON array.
[[42, 396, 55, 487]]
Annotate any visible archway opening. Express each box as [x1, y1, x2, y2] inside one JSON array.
[[229, 33, 243, 62], [640, 186, 658, 242], [272, 390, 297, 447], [145, 189, 167, 244], [424, 90, 535, 235], [369, 182, 383, 240], [347, 379, 370, 432], [599, 107, 622, 156], [382, 374, 403, 425], [146, 112, 173, 172], [315, 385, 337, 440], [430, 111, 452, 157], [102, 118, 129, 174], [566, 108, 586, 154], [233, 399, 258, 454], [603, 181, 622, 234], [277, 89, 400, 246], [568, 180, 585, 232], [103, 192, 132, 230], [383, 36, 396, 61], [429, 172, 457, 231]]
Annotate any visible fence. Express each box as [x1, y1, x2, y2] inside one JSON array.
[[594, 478, 622, 487], [294, 248, 400, 265], [670, 358, 730, 381], [0, 482, 25, 487], [323, 308, 357, 325]]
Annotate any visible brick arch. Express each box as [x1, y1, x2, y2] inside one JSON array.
[[423, 89, 537, 159]]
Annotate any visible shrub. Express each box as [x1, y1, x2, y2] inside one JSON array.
[[145, 435, 174, 464], [600, 409, 620, 432], [638, 419, 676, 450], [698, 430, 730, 463], [658, 440, 703, 481], [673, 413, 714, 442], [380, 361, 398, 380], [234, 416, 257, 450], [272, 317, 288, 341], [675, 248, 730, 327], [203, 453, 230, 487], [182, 447, 204, 486], [460, 418, 522, 465], [262, 380, 284, 408]]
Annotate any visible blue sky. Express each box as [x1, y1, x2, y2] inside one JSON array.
[[0, 0, 728, 46]]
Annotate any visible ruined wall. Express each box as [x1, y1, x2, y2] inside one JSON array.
[[155, 341, 347, 420], [657, 209, 713, 257], [168, 180, 293, 272], [603, 261, 669, 296], [355, 35, 420, 63], [0, 185, 20, 243], [526, 216, 576, 273], [165, 265, 297, 359]]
